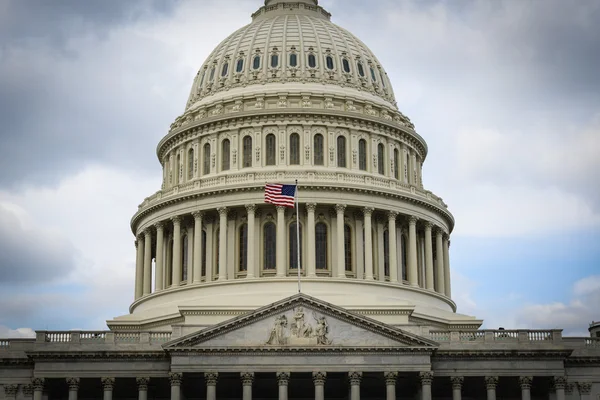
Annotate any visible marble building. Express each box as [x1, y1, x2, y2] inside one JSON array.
[[1, 1, 599, 399]]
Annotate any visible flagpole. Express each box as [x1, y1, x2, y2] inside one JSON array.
[[295, 179, 301, 293]]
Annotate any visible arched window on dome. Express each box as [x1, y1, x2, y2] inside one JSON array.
[[393, 148, 400, 179], [266, 134, 276, 166], [187, 148, 194, 180], [315, 222, 328, 270], [236, 59, 244, 73], [289, 222, 303, 270], [383, 229, 390, 278], [325, 55, 334, 70], [222, 139, 230, 171], [209, 66, 216, 81], [271, 54, 279, 68], [404, 151, 409, 182], [263, 222, 276, 270], [199, 68, 206, 88], [289, 53, 298, 67], [344, 224, 352, 272], [203, 143, 211, 175], [337, 136, 347, 168], [253, 55, 261, 70], [342, 58, 351, 73], [221, 62, 229, 77], [239, 224, 248, 272], [201, 229, 207, 278], [243, 136, 252, 168], [380, 70, 387, 88], [175, 154, 181, 185], [290, 133, 300, 165], [308, 54, 316, 68], [370, 67, 377, 82], [377, 143, 385, 175], [182, 234, 189, 282], [358, 139, 367, 171], [314, 134, 324, 166], [357, 62, 365, 77]]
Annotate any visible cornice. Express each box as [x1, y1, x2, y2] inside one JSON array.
[[433, 349, 573, 360], [25, 351, 169, 361], [564, 356, 600, 365], [168, 347, 434, 355]]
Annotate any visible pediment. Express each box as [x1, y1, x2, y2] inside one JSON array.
[[164, 294, 437, 351]]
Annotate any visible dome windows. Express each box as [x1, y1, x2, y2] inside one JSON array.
[[242, 136, 252, 168], [358, 139, 367, 171], [265, 134, 276, 166], [313, 134, 324, 166], [337, 136, 347, 168], [289, 53, 298, 67], [209, 66, 216, 81], [222, 139, 231, 171], [203, 143, 211, 175], [263, 222, 276, 270], [236, 59, 244, 73], [289, 222, 303, 270], [290, 133, 300, 165], [357, 62, 365, 77], [221, 62, 229, 77], [308, 54, 316, 68], [325, 55, 334, 70], [253, 55, 261, 70], [271, 54, 279, 68], [377, 143, 385, 175], [342, 58, 351, 73], [370, 67, 377, 82], [315, 222, 328, 270]]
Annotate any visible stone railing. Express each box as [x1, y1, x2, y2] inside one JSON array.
[[428, 329, 562, 343], [32, 331, 172, 345]]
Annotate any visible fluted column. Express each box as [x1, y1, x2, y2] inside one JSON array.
[[419, 372, 432, 400], [451, 376, 463, 400], [169, 373, 182, 400], [241, 372, 254, 400], [245, 205, 256, 278], [313, 372, 326, 400], [192, 212, 203, 283], [31, 379, 44, 400], [276, 206, 286, 277], [101, 378, 115, 400], [336, 204, 347, 278], [66, 378, 79, 400], [136, 377, 150, 400], [578, 382, 592, 400], [424, 223, 434, 290], [306, 204, 317, 277], [4, 385, 18, 400], [519, 376, 532, 400], [135, 236, 144, 299], [384, 372, 397, 400], [552, 376, 566, 400], [205, 372, 218, 400], [349, 372, 362, 400], [217, 207, 228, 280], [443, 234, 451, 297], [407, 217, 418, 286], [277, 372, 290, 400], [363, 207, 374, 280], [186, 224, 194, 283], [172, 216, 182, 286], [435, 229, 445, 294], [388, 211, 398, 283], [155, 222, 165, 290], [143, 229, 152, 295], [485, 376, 498, 400]]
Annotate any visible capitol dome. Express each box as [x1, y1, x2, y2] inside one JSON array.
[[110, 0, 481, 333]]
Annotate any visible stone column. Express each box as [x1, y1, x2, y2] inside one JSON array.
[[313, 372, 326, 400], [31, 378, 44, 400], [276, 206, 286, 277], [578, 382, 592, 400], [407, 217, 418, 286], [143, 229, 152, 295], [277, 372, 290, 400], [101, 378, 115, 400], [485, 376, 498, 400], [388, 211, 398, 283], [349, 372, 362, 400], [423, 223, 434, 290], [4, 385, 18, 400], [192, 212, 203, 282], [245, 205, 256, 278], [66, 378, 79, 400], [217, 207, 228, 280], [363, 207, 374, 280], [205, 372, 218, 400], [169, 373, 182, 400], [336, 204, 347, 278], [241, 372, 254, 400], [136, 377, 150, 400], [419, 372, 433, 400], [306, 203, 317, 277], [172, 216, 182, 286], [435, 229, 445, 294], [155, 222, 165, 290], [187, 224, 194, 283], [519, 376, 532, 400], [451, 376, 463, 400], [384, 372, 397, 400], [355, 214, 364, 279], [135, 236, 144, 299], [552, 376, 566, 400], [443, 234, 452, 297]]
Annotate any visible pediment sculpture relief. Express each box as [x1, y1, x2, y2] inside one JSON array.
[[266, 307, 332, 346]]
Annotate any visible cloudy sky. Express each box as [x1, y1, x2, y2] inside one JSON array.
[[0, 0, 599, 338]]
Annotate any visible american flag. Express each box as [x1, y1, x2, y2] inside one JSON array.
[[264, 184, 297, 207]]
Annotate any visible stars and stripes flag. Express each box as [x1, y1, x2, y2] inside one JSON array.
[[264, 183, 297, 208]]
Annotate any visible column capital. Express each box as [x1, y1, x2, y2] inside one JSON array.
[[217, 207, 228, 217], [276, 372, 290, 386], [66, 378, 80, 391], [419, 371, 433, 385], [484, 376, 498, 389], [171, 215, 182, 225], [192, 211, 204, 220], [564, 383, 574, 394], [312, 371, 327, 385], [335, 204, 347, 214], [408, 215, 418, 225], [169, 372, 182, 386], [384, 372, 398, 385], [155, 221, 165, 230], [4, 385, 18, 397], [137, 233, 145, 242], [276, 205, 287, 213], [577, 382, 592, 394], [451, 376, 464, 389], [204, 372, 218, 386], [240, 372, 254, 386], [435, 227, 444, 237], [306, 203, 317, 212], [31, 379, 44, 391], [136, 377, 150, 390], [101, 378, 115, 391], [348, 371, 362, 385], [519, 376, 532, 389], [144, 228, 152, 237], [423, 221, 433, 231], [22, 385, 33, 397], [245, 204, 256, 213], [552, 376, 567, 390], [387, 210, 399, 220], [362, 207, 374, 217]]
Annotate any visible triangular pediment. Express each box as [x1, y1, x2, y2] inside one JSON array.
[[164, 294, 437, 351]]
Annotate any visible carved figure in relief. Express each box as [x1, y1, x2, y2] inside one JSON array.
[[266, 315, 288, 345], [313, 313, 332, 345], [291, 307, 313, 338]]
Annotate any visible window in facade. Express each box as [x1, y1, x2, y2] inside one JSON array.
[[325, 55, 334, 70], [253, 55, 261, 70], [203, 143, 211, 175], [236, 59, 244, 73], [243, 136, 252, 168], [380, 71, 386, 87], [404, 151, 409, 182], [401, 235, 407, 281], [289, 222, 303, 270], [201, 229, 207, 277], [290, 133, 300, 165], [308, 54, 316, 68], [289, 53, 298, 67], [271, 54, 279, 68], [377, 143, 384, 175], [358, 139, 367, 171], [315, 222, 328, 270], [182, 235, 188, 282], [175, 154, 180, 185], [215, 228, 220, 277], [337, 136, 347, 168], [187, 148, 194, 180], [370, 67, 377, 82], [199, 69, 206, 88], [393, 148, 399, 179], [239, 224, 248, 272], [344, 224, 352, 272], [383, 229, 390, 278], [264, 222, 276, 270], [266, 134, 276, 166], [221, 62, 229, 77], [314, 134, 324, 166], [357, 62, 365, 77], [342, 58, 351, 73], [209, 66, 215, 81], [222, 139, 230, 171]]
